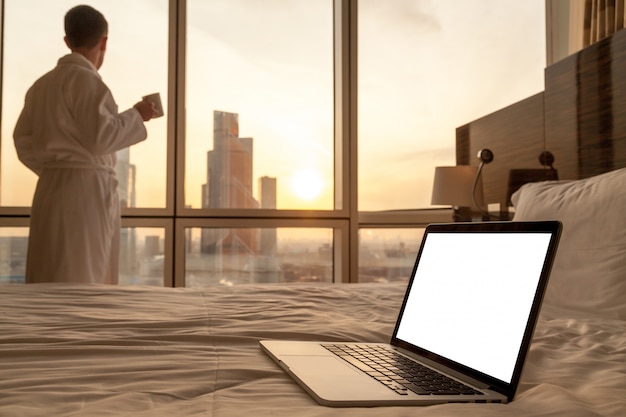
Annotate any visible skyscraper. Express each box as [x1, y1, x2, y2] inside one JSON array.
[[206, 111, 257, 210], [201, 111, 259, 254], [259, 176, 277, 255], [116, 148, 137, 278]]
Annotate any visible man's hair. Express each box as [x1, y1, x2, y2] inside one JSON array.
[[64, 5, 108, 49]]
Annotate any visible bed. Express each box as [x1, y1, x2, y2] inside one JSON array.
[[1, 168, 625, 417]]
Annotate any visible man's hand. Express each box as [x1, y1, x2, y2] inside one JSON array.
[[134, 98, 157, 121]]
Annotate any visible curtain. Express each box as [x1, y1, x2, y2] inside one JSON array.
[[584, 0, 625, 46]]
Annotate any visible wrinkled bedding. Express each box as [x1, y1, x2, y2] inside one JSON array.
[[0, 283, 624, 417]]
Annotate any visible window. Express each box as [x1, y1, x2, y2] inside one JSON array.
[[1, 0, 169, 209], [0, 1, 546, 286], [184, 227, 334, 286], [0, 223, 169, 285], [0, 227, 28, 284], [359, 228, 425, 283], [358, 0, 546, 210], [185, 0, 334, 211], [118, 227, 167, 286]]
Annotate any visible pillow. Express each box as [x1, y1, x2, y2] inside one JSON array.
[[511, 168, 626, 319]]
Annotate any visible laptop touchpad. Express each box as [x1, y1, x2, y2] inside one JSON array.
[[285, 355, 360, 376]]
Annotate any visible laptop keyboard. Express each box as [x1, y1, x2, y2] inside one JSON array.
[[323, 344, 484, 396]]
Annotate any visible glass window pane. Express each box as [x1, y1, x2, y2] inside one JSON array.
[[1, 0, 168, 208], [185, 227, 333, 286], [185, 0, 334, 210], [359, 228, 425, 283], [119, 227, 166, 286], [0, 228, 28, 284], [0, 226, 165, 285], [358, 0, 546, 210]]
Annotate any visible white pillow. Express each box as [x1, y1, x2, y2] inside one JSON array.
[[511, 168, 626, 319]]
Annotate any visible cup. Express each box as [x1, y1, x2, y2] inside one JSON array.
[[142, 93, 164, 118]]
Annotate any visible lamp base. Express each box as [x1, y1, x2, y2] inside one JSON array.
[[453, 206, 490, 222]]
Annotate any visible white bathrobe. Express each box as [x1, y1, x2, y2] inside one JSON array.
[[13, 53, 147, 284]]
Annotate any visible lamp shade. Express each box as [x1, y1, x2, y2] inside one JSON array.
[[431, 166, 484, 208]]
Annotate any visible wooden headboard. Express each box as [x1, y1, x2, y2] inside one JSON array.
[[457, 29, 626, 209]]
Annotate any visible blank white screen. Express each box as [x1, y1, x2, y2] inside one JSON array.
[[395, 232, 551, 383]]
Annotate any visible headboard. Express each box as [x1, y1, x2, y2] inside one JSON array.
[[457, 29, 626, 209]]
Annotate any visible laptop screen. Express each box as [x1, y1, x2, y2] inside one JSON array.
[[394, 229, 553, 384]]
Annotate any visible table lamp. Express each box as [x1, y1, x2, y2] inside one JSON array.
[[431, 166, 485, 222]]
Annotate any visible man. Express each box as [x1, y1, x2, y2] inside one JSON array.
[[13, 5, 157, 284]]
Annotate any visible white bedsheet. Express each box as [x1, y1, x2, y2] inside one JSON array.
[[0, 283, 624, 417]]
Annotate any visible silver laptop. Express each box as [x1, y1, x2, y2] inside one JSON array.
[[261, 221, 562, 407]]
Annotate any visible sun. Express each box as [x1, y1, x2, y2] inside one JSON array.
[[290, 168, 324, 201]]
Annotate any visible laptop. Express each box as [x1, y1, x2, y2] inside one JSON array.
[[260, 221, 562, 407]]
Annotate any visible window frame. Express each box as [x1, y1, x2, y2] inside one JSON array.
[[5, 0, 541, 286]]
